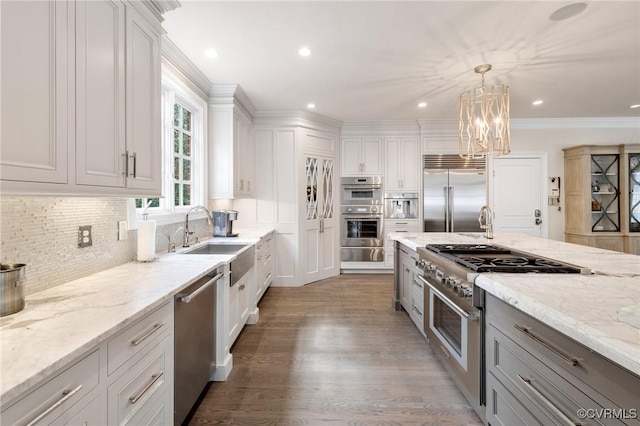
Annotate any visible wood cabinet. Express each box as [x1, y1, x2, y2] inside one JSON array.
[[384, 137, 420, 191], [209, 85, 255, 199], [564, 144, 640, 254], [485, 293, 640, 426], [340, 137, 382, 176], [0, 0, 163, 196], [1, 301, 174, 426]]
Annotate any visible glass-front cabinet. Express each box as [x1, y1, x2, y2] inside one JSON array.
[[629, 153, 640, 233], [590, 154, 620, 232]]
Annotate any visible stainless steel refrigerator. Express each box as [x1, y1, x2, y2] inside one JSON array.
[[424, 168, 486, 232]]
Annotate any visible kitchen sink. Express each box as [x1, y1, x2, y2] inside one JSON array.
[[182, 243, 248, 255]]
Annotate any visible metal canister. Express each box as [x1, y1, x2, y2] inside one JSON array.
[[0, 263, 26, 316]]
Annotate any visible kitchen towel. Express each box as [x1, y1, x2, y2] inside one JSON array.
[[137, 220, 156, 262]]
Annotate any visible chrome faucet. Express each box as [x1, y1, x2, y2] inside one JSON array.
[[183, 205, 213, 247], [478, 205, 494, 239]]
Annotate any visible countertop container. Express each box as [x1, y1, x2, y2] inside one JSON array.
[[1, 263, 26, 316]]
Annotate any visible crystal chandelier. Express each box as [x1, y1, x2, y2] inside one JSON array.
[[458, 64, 510, 158]]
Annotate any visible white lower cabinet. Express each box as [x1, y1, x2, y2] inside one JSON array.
[[0, 350, 103, 425], [385, 220, 421, 267], [255, 232, 275, 302], [0, 301, 174, 426], [228, 272, 250, 346]]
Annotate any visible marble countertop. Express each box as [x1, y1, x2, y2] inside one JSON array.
[[391, 232, 640, 376], [0, 228, 274, 404]]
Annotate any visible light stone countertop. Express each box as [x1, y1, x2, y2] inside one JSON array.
[[391, 232, 640, 376], [0, 228, 274, 404]]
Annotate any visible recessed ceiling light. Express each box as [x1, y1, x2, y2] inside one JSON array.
[[205, 49, 219, 59], [307, 103, 316, 109], [418, 102, 427, 108], [631, 104, 640, 109], [549, 3, 587, 21], [299, 47, 312, 57], [532, 100, 544, 106]]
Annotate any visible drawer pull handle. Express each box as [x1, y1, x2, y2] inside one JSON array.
[[517, 375, 580, 426], [413, 305, 423, 317], [239, 283, 246, 291], [177, 272, 223, 303], [514, 324, 579, 367], [412, 279, 423, 290], [129, 371, 164, 404], [131, 322, 166, 346], [26, 385, 83, 426]]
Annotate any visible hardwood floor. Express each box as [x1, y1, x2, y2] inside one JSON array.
[[189, 274, 483, 425]]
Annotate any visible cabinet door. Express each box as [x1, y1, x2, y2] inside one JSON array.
[[125, 5, 161, 192], [362, 138, 382, 175], [341, 138, 362, 175], [75, 0, 126, 187], [234, 115, 254, 196], [401, 138, 419, 190], [1, 1, 69, 184], [228, 281, 240, 343], [385, 138, 402, 190]]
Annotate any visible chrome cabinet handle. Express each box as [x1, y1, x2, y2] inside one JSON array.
[[247, 180, 251, 191], [517, 375, 579, 426], [413, 305, 423, 318], [129, 371, 164, 404], [412, 279, 423, 290], [122, 151, 129, 176], [514, 324, 579, 367], [130, 152, 137, 178], [239, 283, 246, 291], [26, 385, 83, 426], [131, 322, 166, 346], [177, 272, 223, 303]]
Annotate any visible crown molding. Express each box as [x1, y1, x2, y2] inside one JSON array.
[[140, 0, 180, 22], [161, 36, 211, 100], [510, 117, 640, 129], [209, 84, 256, 118], [253, 110, 342, 133], [341, 120, 420, 136]]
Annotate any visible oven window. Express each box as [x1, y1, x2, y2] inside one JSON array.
[[433, 296, 463, 356], [350, 190, 374, 199], [346, 219, 379, 238]]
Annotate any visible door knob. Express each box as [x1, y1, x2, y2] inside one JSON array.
[[535, 218, 542, 225]]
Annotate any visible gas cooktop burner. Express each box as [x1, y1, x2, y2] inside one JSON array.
[[426, 244, 511, 254], [424, 243, 584, 274]]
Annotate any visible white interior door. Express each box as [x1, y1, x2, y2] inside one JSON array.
[[491, 156, 546, 237]]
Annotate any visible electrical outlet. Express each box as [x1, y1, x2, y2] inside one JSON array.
[[78, 225, 92, 248], [118, 221, 128, 241]]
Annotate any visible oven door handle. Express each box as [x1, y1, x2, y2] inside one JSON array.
[[417, 275, 479, 320], [341, 215, 383, 219]]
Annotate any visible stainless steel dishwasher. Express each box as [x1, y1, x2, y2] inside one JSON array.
[[174, 268, 223, 425]]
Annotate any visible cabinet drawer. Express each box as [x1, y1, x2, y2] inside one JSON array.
[[409, 293, 425, 333], [108, 337, 170, 426], [1, 350, 100, 426], [486, 295, 640, 413], [107, 301, 171, 375], [50, 394, 107, 426], [125, 389, 169, 426], [487, 323, 623, 426], [487, 370, 553, 426]]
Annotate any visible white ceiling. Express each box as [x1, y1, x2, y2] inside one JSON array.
[[162, 1, 640, 122]]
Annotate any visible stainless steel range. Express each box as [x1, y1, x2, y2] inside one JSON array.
[[414, 243, 585, 422]]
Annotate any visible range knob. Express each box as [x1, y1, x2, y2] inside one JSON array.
[[371, 206, 379, 213], [426, 264, 436, 272], [446, 277, 459, 288], [458, 285, 473, 298], [347, 207, 353, 212]]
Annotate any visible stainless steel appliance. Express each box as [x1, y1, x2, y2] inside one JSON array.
[[0, 263, 25, 317], [340, 205, 384, 261], [384, 192, 419, 219], [414, 243, 584, 422], [213, 210, 238, 237], [174, 268, 223, 424], [423, 155, 486, 232], [341, 176, 383, 205], [341, 177, 384, 262]]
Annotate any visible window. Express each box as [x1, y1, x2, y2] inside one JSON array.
[[136, 68, 206, 223]]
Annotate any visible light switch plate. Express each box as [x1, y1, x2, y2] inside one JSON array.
[[78, 225, 92, 248], [118, 221, 128, 241]]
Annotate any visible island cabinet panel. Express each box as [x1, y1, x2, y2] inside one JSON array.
[[485, 294, 640, 426]]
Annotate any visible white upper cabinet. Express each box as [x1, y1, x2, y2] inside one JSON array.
[[1, 0, 162, 196], [209, 85, 255, 199], [0, 1, 70, 184], [340, 137, 382, 176], [384, 137, 419, 191]]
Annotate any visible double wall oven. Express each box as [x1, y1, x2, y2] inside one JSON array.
[[340, 177, 384, 262], [414, 243, 584, 422]]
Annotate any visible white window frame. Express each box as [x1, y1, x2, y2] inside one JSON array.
[[134, 66, 208, 225]]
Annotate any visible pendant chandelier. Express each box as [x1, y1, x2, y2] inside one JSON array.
[[458, 64, 510, 158]]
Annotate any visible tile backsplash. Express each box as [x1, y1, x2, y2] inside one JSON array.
[[0, 197, 210, 295]]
